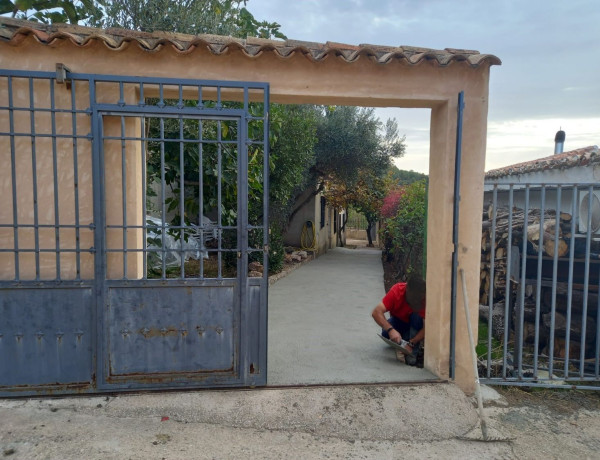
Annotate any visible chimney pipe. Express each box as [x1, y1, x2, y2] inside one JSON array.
[[554, 129, 565, 154]]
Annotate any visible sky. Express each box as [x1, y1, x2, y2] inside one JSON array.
[[248, 0, 599, 174]]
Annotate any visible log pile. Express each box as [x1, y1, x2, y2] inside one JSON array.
[[479, 204, 572, 305]]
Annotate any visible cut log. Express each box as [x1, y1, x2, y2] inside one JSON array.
[[544, 237, 568, 258], [542, 288, 599, 315], [543, 311, 597, 343], [549, 337, 582, 359]]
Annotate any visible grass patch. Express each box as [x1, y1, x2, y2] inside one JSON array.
[[477, 320, 503, 360]]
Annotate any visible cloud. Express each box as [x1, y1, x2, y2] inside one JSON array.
[[246, 0, 599, 175]]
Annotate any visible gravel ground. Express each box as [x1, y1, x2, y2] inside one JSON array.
[[1, 383, 600, 459]]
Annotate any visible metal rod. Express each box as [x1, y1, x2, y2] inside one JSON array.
[[29, 77, 40, 280], [548, 186, 562, 377], [8, 76, 20, 280], [217, 118, 222, 279], [487, 186, 498, 378], [120, 115, 128, 279], [70, 79, 81, 280], [139, 82, 145, 106], [596, 231, 600, 377], [564, 186, 577, 377], [262, 89, 270, 281], [141, 115, 147, 279], [198, 117, 204, 279], [580, 185, 593, 378], [534, 185, 546, 377], [517, 185, 530, 376], [160, 117, 166, 278], [118, 81, 124, 106], [50, 78, 61, 280], [502, 185, 514, 378], [449, 90, 464, 379], [179, 116, 185, 278]]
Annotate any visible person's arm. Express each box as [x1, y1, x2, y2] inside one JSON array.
[[401, 320, 425, 354], [372, 302, 402, 343]]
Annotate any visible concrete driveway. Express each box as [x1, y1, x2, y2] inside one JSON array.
[[268, 246, 439, 386]]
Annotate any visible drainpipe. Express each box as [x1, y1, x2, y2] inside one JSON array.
[[554, 129, 565, 154]]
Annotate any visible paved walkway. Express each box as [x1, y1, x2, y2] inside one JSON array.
[[268, 246, 438, 385]]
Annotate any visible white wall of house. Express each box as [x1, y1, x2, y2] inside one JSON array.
[[484, 160, 600, 236], [283, 188, 341, 253]]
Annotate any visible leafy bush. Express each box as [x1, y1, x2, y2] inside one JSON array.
[[380, 180, 427, 281]]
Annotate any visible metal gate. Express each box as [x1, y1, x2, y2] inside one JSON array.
[[479, 182, 600, 389], [0, 69, 269, 396]]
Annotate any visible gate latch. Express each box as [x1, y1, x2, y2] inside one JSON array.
[[56, 63, 72, 90]]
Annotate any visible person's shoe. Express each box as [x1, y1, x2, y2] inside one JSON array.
[[405, 353, 417, 366], [416, 347, 424, 368]]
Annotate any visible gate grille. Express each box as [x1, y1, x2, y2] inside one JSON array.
[[480, 182, 600, 389], [0, 69, 269, 395]]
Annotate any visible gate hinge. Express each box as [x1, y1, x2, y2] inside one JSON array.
[[263, 244, 270, 253]]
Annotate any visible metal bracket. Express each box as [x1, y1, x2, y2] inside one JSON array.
[[55, 63, 72, 90]]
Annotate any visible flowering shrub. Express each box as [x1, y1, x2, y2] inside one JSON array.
[[380, 188, 405, 218], [380, 180, 427, 281]]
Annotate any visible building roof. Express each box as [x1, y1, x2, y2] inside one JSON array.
[[485, 145, 600, 179], [0, 17, 501, 67]]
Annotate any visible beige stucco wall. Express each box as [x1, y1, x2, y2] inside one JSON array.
[[0, 37, 493, 393], [283, 187, 336, 254], [0, 78, 144, 280], [0, 76, 95, 280]]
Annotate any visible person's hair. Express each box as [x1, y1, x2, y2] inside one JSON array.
[[406, 275, 426, 310]]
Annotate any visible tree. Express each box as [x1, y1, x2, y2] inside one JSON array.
[[88, 0, 285, 38], [268, 104, 318, 270], [389, 165, 428, 186], [1, 0, 102, 23], [300, 106, 405, 245]]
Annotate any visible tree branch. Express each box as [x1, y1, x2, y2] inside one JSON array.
[[288, 181, 325, 224]]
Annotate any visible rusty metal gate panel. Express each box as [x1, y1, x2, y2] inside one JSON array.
[[0, 69, 269, 396], [480, 182, 600, 390]]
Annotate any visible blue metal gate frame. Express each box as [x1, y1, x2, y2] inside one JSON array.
[[0, 69, 270, 396]]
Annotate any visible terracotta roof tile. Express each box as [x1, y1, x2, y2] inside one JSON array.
[[485, 145, 600, 179], [0, 17, 502, 67]]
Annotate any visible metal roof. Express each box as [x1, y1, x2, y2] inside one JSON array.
[[0, 17, 501, 67], [485, 145, 600, 179]]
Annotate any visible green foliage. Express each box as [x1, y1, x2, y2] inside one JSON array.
[[388, 165, 429, 186], [6, 0, 286, 39], [88, 0, 285, 38], [315, 106, 403, 187], [312, 107, 406, 246], [381, 180, 427, 281], [269, 104, 318, 228], [144, 101, 317, 275], [2, 0, 102, 23]]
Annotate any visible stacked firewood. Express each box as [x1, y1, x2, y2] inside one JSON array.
[[480, 204, 572, 305]]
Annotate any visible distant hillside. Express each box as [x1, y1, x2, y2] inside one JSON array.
[[389, 166, 428, 185]]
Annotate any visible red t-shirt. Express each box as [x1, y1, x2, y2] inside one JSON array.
[[382, 282, 426, 322]]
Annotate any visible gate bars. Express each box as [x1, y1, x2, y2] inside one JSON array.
[[0, 68, 270, 395], [480, 182, 600, 389]]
